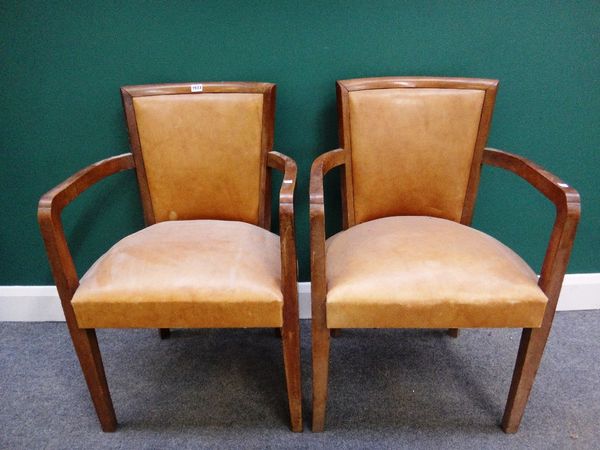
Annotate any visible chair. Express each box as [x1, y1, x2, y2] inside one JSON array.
[[310, 77, 580, 432], [38, 82, 302, 432]]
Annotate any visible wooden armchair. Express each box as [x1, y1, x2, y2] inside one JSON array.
[[310, 77, 580, 432], [38, 82, 302, 432]]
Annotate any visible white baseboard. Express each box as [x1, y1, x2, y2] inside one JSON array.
[[0, 286, 66, 321], [298, 282, 312, 319], [555, 274, 600, 311], [1, 274, 599, 321]]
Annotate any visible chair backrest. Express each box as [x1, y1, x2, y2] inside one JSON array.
[[337, 77, 498, 227], [121, 82, 275, 227]]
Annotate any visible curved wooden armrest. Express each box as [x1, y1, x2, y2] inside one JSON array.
[[267, 151, 296, 206], [482, 148, 581, 314], [39, 153, 136, 215], [483, 148, 580, 210], [309, 149, 346, 206], [37, 153, 135, 301], [309, 149, 346, 316], [267, 151, 299, 313]]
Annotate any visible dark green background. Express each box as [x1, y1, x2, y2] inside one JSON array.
[[1, 1, 598, 284]]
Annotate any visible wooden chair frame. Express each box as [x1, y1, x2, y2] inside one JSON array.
[[38, 82, 302, 432], [310, 77, 580, 432]]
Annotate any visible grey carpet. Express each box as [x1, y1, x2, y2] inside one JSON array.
[[1, 311, 599, 449]]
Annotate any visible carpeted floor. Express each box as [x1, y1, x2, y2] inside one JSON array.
[[1, 311, 599, 449]]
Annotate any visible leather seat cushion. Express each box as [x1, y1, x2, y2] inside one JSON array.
[[326, 216, 548, 328], [72, 220, 283, 328]]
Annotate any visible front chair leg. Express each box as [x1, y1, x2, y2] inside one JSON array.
[[67, 325, 117, 432], [281, 322, 303, 432], [158, 328, 171, 339], [312, 325, 331, 432], [502, 327, 551, 433]]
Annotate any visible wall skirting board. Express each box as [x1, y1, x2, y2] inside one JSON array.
[[1, 274, 599, 322]]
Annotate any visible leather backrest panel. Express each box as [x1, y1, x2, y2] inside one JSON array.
[[348, 88, 484, 224], [133, 93, 263, 223]]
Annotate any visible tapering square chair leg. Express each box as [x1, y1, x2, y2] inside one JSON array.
[[158, 328, 171, 339], [68, 325, 117, 432], [502, 327, 551, 433], [282, 324, 303, 432], [312, 326, 330, 432], [448, 328, 460, 338]]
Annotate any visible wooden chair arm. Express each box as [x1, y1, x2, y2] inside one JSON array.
[[267, 151, 296, 206], [309, 149, 346, 206], [309, 149, 346, 321], [38, 153, 136, 215], [483, 148, 580, 210], [482, 148, 581, 319], [267, 151, 299, 315], [37, 153, 136, 301]]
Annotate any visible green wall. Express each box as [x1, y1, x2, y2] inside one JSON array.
[[1, 1, 598, 284]]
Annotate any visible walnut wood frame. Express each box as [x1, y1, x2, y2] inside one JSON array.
[[310, 77, 580, 432], [38, 83, 302, 432]]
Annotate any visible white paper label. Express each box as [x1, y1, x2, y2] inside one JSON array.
[[191, 84, 203, 92]]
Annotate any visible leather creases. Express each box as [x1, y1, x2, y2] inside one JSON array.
[[325, 216, 547, 328], [72, 220, 283, 328]]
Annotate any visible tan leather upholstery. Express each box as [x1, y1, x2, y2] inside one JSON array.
[[133, 93, 264, 224], [348, 88, 484, 224], [326, 216, 547, 328], [72, 220, 283, 328]]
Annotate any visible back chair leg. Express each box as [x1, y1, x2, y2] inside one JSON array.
[[448, 328, 460, 338], [502, 327, 551, 433], [158, 328, 171, 339], [330, 329, 341, 337], [312, 325, 331, 432], [67, 324, 117, 432], [282, 322, 303, 432]]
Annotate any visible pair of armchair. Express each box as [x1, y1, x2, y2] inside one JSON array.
[[38, 78, 579, 433]]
